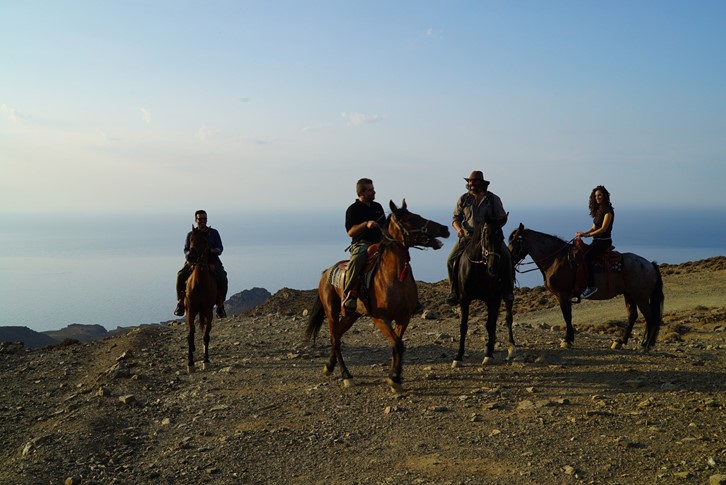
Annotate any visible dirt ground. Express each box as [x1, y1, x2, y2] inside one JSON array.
[[1, 258, 724, 484]]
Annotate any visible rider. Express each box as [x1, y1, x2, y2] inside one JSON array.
[[342, 178, 386, 313], [446, 170, 514, 305], [173, 210, 229, 318], [576, 185, 615, 299]]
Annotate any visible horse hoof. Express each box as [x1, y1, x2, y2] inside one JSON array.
[[202, 362, 210, 371], [611, 340, 623, 350], [343, 378, 354, 388], [506, 346, 516, 361], [187, 365, 195, 374], [323, 365, 332, 376], [386, 378, 404, 395], [451, 360, 463, 369], [482, 356, 494, 366], [560, 340, 573, 349]]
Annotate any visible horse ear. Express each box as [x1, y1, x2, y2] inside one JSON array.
[[518, 222, 524, 231], [389, 200, 398, 212], [401, 198, 407, 210]]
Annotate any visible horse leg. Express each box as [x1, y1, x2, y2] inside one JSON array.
[[327, 314, 356, 386], [452, 300, 470, 367], [187, 314, 196, 373], [635, 299, 654, 351], [482, 299, 500, 365], [372, 318, 405, 394], [504, 298, 515, 360], [613, 295, 639, 350], [202, 314, 212, 370], [558, 296, 575, 348]]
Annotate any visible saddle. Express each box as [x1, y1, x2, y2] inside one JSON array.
[[571, 238, 623, 295], [328, 244, 383, 302]]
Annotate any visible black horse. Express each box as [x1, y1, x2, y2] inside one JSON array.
[[452, 218, 515, 367]]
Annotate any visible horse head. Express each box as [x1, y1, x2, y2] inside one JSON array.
[[187, 226, 211, 265], [387, 199, 450, 249], [482, 219, 504, 277]]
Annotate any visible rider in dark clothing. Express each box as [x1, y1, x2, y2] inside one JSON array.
[[174, 210, 229, 318], [576, 185, 615, 299]]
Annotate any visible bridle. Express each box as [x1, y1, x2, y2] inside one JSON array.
[[385, 214, 434, 249], [467, 223, 502, 265], [511, 232, 573, 275]]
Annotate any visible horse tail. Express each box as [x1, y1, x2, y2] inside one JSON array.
[[649, 262, 664, 344], [305, 292, 326, 346]]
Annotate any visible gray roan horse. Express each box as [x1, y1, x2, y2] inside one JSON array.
[[453, 217, 515, 368], [306, 200, 450, 393], [508, 223, 663, 350]]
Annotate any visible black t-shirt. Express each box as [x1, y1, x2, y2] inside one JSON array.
[[593, 208, 614, 240], [345, 199, 385, 244]]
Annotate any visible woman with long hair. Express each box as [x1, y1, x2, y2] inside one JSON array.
[[576, 186, 614, 298]]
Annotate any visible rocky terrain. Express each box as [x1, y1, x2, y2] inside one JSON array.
[[1, 257, 724, 484]]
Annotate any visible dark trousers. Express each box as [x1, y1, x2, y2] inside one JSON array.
[[583, 239, 611, 287], [176, 263, 228, 305]]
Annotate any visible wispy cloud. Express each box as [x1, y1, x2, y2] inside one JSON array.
[[340, 112, 381, 126], [139, 107, 152, 124], [195, 125, 212, 141], [1, 104, 23, 125], [426, 28, 434, 37]]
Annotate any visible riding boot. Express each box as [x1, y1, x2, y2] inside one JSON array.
[[174, 294, 185, 317], [343, 290, 358, 312]]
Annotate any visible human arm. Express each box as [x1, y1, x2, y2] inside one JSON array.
[[577, 213, 613, 238], [452, 195, 467, 238], [347, 220, 379, 238], [209, 229, 223, 256]]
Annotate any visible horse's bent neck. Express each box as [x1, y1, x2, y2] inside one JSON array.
[[377, 241, 411, 283], [525, 230, 569, 269]]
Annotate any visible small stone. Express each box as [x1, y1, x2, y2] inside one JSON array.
[[119, 394, 136, 404], [563, 465, 576, 476], [96, 386, 111, 397]]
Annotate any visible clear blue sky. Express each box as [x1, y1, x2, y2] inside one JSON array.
[[2, 1, 725, 214]]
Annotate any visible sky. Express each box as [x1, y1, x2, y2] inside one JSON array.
[[2, 0, 726, 215]]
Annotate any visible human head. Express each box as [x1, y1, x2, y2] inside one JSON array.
[[464, 170, 490, 194], [356, 178, 376, 204], [194, 210, 208, 228], [589, 185, 612, 216]]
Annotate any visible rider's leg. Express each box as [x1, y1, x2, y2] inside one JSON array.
[[215, 266, 228, 318], [174, 265, 192, 316], [343, 242, 369, 310], [446, 237, 468, 304], [499, 241, 514, 301]]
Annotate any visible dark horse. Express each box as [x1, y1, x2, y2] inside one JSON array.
[[306, 200, 450, 393], [453, 218, 515, 368], [508, 223, 663, 350], [185, 227, 218, 372]]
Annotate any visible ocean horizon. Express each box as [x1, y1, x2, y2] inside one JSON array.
[[2, 207, 725, 332]]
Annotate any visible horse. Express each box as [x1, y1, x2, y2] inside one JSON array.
[[305, 199, 450, 393], [452, 218, 515, 368], [185, 226, 218, 372], [508, 223, 663, 350]]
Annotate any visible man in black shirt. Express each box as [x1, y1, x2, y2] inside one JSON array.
[[343, 178, 385, 312]]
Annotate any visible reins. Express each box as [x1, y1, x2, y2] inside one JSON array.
[[513, 233, 573, 274]]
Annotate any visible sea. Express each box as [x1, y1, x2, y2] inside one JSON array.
[[2, 208, 725, 332]]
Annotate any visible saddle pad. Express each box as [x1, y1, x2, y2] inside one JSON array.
[[328, 262, 347, 290]]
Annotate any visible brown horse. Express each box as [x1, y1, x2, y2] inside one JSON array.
[[305, 199, 450, 393], [453, 217, 515, 368], [508, 223, 663, 350], [185, 227, 218, 372]]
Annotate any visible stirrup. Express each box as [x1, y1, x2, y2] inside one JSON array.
[[173, 302, 185, 317], [580, 287, 598, 299], [343, 297, 358, 312]]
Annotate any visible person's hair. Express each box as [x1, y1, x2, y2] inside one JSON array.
[[588, 186, 613, 218], [356, 178, 373, 195], [195, 210, 207, 219]]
